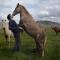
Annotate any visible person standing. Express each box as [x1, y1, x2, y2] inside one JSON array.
[[7, 14, 21, 51]]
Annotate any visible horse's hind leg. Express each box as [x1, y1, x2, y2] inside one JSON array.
[[5, 35, 8, 43], [35, 34, 45, 57]]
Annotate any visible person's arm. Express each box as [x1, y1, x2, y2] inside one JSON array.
[[9, 21, 19, 30], [13, 21, 19, 29], [9, 26, 14, 30]]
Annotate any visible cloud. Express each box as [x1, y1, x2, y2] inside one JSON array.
[[0, 0, 60, 23]]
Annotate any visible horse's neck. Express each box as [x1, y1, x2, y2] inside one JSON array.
[[5, 23, 9, 31], [20, 6, 32, 18]]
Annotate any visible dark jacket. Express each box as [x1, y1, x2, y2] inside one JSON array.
[[9, 19, 19, 33]]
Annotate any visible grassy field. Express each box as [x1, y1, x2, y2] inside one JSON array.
[[0, 27, 60, 60]]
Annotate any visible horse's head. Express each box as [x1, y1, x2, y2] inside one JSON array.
[[12, 3, 21, 16], [2, 20, 7, 29]]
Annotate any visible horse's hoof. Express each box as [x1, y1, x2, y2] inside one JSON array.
[[42, 51, 44, 57]]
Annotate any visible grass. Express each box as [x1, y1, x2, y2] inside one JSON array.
[[0, 27, 60, 60]]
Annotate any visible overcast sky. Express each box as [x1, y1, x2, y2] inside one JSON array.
[[0, 0, 60, 23]]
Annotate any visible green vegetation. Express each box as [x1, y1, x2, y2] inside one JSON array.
[[0, 27, 60, 60]]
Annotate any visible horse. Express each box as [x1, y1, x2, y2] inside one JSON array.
[[52, 26, 60, 35], [2, 20, 14, 43], [12, 3, 46, 57]]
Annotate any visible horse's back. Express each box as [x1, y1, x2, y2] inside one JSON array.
[[52, 27, 60, 32]]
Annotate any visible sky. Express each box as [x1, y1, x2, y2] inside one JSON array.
[[0, 0, 60, 23]]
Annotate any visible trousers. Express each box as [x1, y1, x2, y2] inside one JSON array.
[[13, 32, 20, 50]]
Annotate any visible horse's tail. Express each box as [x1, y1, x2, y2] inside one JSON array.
[[41, 32, 47, 57], [44, 33, 47, 48], [41, 29, 47, 57]]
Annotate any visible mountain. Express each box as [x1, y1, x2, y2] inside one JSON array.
[[37, 20, 60, 27]]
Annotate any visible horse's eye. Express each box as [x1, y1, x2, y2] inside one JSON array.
[[5, 20, 6, 21]]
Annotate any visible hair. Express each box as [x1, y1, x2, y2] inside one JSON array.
[[21, 5, 30, 15], [7, 14, 11, 20]]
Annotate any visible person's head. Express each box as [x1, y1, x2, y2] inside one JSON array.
[[7, 14, 12, 20]]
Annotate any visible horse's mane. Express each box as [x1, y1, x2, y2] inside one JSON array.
[[21, 5, 30, 15]]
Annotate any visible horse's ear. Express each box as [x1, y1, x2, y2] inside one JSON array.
[[17, 3, 20, 6], [2, 20, 3, 21]]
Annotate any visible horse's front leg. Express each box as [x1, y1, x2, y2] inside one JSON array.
[[8, 36, 11, 48]]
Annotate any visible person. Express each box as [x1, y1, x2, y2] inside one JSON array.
[[7, 14, 21, 51]]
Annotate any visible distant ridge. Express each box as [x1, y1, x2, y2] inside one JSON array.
[[37, 20, 60, 27]]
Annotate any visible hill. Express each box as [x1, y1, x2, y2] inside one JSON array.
[[37, 20, 60, 27]]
